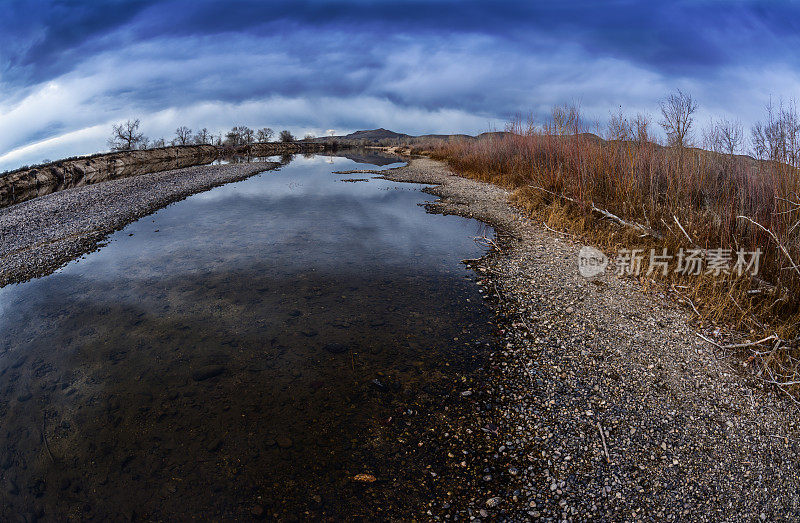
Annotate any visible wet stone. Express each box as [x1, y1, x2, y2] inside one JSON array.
[[16, 391, 32, 402], [191, 365, 226, 381], [251, 504, 265, 518], [323, 342, 349, 354]]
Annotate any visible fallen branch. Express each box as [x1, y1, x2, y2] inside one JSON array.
[[695, 333, 779, 350], [597, 420, 610, 463], [530, 186, 662, 239], [673, 215, 693, 244], [671, 286, 701, 317], [474, 235, 503, 252], [542, 221, 577, 238], [737, 215, 800, 276]]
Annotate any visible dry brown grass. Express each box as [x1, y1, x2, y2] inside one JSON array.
[[414, 121, 800, 396]]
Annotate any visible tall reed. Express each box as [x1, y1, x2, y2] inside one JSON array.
[[425, 121, 800, 336]]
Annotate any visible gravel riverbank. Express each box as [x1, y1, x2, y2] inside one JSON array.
[[2, 157, 799, 519], [380, 157, 800, 521], [0, 162, 278, 286]]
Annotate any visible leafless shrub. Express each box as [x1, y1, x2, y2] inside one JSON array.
[[193, 128, 211, 145], [173, 126, 192, 146], [550, 103, 582, 135], [751, 99, 800, 167], [241, 127, 254, 147], [632, 113, 651, 145], [504, 113, 537, 136], [108, 119, 145, 151], [607, 106, 633, 141], [717, 118, 743, 156], [428, 92, 800, 357], [659, 89, 698, 148], [257, 127, 274, 142]]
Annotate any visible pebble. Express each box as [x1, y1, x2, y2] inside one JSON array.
[[486, 497, 501, 508]]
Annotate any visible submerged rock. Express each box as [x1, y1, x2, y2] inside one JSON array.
[[323, 342, 349, 354], [191, 365, 226, 381]]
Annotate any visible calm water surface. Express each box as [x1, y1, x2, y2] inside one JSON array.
[[0, 151, 496, 519]]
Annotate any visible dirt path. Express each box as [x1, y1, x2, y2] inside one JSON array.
[[382, 157, 800, 520]]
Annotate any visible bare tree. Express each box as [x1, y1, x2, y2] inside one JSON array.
[[751, 99, 800, 166], [257, 127, 274, 142], [240, 126, 254, 147], [225, 126, 254, 147], [607, 106, 632, 141], [659, 89, 698, 148], [279, 130, 295, 142], [550, 103, 581, 135], [151, 137, 166, 148], [703, 118, 743, 156], [718, 118, 743, 156], [225, 127, 243, 147], [108, 119, 145, 151], [702, 122, 723, 154], [174, 126, 192, 146], [194, 128, 211, 145]]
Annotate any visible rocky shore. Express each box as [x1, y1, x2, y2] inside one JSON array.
[[0, 161, 279, 287], [0, 142, 333, 208], [379, 157, 800, 520]]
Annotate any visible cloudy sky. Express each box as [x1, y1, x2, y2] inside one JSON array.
[[0, 0, 798, 170]]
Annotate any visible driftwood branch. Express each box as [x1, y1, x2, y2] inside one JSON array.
[[530, 186, 662, 239], [542, 221, 577, 238], [673, 215, 693, 244], [696, 332, 779, 350], [597, 421, 611, 463], [737, 215, 800, 276]]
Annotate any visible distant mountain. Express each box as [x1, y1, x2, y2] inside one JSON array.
[[340, 128, 411, 142], [308, 128, 605, 146], [311, 128, 491, 145]]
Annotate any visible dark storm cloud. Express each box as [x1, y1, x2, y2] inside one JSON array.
[[1, 0, 798, 169], [4, 0, 799, 87]]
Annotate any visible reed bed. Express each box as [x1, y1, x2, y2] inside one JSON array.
[[417, 115, 800, 396]]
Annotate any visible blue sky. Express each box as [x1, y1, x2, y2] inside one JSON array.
[[1, 0, 798, 170]]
